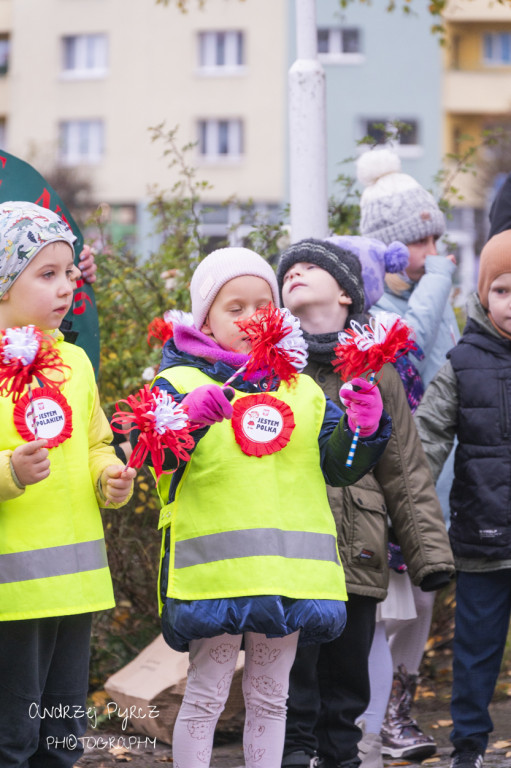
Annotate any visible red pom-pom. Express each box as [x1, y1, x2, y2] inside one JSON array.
[[111, 384, 198, 478], [0, 325, 70, 403], [333, 312, 416, 381], [235, 305, 307, 387], [147, 317, 174, 348]]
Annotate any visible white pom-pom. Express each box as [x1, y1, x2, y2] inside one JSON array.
[[278, 308, 308, 373], [356, 148, 402, 187], [163, 309, 194, 327], [152, 390, 188, 434], [2, 325, 40, 365]]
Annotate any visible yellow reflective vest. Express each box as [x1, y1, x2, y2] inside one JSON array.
[[0, 336, 121, 621], [155, 366, 348, 606]]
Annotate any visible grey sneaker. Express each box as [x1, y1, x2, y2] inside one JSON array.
[[450, 751, 484, 768]]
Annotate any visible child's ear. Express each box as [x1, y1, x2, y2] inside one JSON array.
[[339, 290, 352, 308], [201, 315, 214, 337]]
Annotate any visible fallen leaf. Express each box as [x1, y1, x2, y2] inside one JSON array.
[[494, 740, 511, 749], [109, 746, 130, 756], [436, 718, 453, 727]]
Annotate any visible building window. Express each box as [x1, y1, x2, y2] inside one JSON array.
[[317, 27, 363, 63], [59, 120, 104, 164], [360, 119, 421, 157], [0, 35, 10, 76], [483, 33, 511, 65], [61, 34, 108, 78], [198, 31, 244, 72], [198, 119, 243, 160]]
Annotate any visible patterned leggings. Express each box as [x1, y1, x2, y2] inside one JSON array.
[[172, 631, 299, 768]]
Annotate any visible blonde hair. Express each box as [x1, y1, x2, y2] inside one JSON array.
[[384, 271, 410, 296]]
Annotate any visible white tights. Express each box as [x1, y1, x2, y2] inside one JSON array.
[[362, 584, 435, 734], [172, 631, 299, 768]]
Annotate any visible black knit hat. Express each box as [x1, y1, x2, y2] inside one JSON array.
[[277, 238, 365, 315]]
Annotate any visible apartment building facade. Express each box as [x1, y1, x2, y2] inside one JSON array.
[[1, 0, 288, 247], [441, 0, 511, 293], [2, 0, 496, 274]]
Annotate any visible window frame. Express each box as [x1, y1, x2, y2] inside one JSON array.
[[61, 33, 108, 80], [359, 118, 423, 159], [483, 32, 511, 66], [197, 30, 246, 76], [59, 119, 105, 165], [197, 118, 244, 162], [317, 26, 364, 64]]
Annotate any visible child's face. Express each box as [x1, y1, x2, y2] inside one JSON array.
[[201, 275, 274, 353], [281, 262, 352, 330], [405, 235, 438, 282], [488, 272, 511, 335], [0, 241, 76, 330]]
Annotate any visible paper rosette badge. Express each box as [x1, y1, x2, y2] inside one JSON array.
[[110, 384, 198, 478], [229, 306, 307, 456], [332, 312, 416, 466], [0, 325, 72, 445]]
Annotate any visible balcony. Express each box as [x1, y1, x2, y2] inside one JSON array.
[[444, 0, 511, 23], [444, 68, 511, 113]]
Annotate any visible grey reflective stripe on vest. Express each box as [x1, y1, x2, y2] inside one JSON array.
[[0, 539, 108, 584], [175, 529, 340, 569]]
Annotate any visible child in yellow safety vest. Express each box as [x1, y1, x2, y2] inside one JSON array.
[[0, 201, 135, 768], [148, 246, 392, 768]]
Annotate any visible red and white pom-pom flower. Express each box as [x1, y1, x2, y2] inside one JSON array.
[[111, 384, 197, 478], [147, 310, 194, 348], [333, 312, 416, 381], [235, 304, 308, 387], [0, 325, 69, 402]]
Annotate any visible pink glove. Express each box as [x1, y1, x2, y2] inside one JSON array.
[[182, 385, 234, 426], [339, 377, 383, 438]]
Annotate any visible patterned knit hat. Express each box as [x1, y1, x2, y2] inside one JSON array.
[[276, 238, 365, 315], [357, 148, 445, 245], [190, 246, 280, 329], [478, 229, 511, 309], [0, 201, 76, 298], [326, 234, 409, 311]]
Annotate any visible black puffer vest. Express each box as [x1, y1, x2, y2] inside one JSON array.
[[448, 318, 511, 559]]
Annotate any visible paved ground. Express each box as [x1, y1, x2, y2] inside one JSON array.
[[77, 641, 511, 767], [76, 699, 511, 767]]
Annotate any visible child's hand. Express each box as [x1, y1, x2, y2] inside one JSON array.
[[101, 465, 136, 505], [340, 377, 383, 437], [11, 439, 50, 486], [182, 385, 234, 426], [79, 245, 97, 284]]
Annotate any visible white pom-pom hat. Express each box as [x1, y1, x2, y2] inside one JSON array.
[[356, 148, 445, 246]]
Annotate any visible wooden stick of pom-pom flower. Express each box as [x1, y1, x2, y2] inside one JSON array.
[[0, 325, 70, 438], [223, 304, 308, 389], [332, 312, 416, 467], [110, 383, 198, 480]]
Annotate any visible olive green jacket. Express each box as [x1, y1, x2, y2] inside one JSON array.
[[305, 360, 454, 600]]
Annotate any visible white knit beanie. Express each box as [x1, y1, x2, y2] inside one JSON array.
[[357, 148, 445, 246], [190, 247, 280, 329]]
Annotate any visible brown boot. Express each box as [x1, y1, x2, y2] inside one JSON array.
[[380, 664, 436, 760]]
